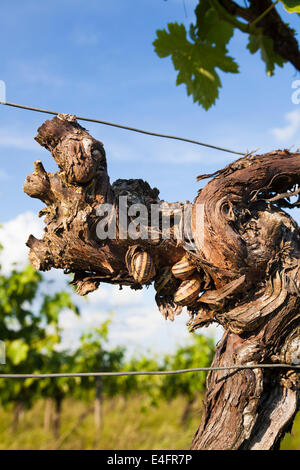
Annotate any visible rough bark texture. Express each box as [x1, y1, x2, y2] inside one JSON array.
[[23, 115, 300, 450]]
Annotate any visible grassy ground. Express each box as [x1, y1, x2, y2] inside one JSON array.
[[281, 411, 300, 450], [0, 396, 298, 450]]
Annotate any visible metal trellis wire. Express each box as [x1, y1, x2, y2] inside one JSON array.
[[0, 100, 245, 156], [0, 363, 299, 379]]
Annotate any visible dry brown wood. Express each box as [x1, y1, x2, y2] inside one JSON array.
[[23, 115, 300, 450]]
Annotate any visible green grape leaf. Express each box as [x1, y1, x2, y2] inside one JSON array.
[[194, 0, 235, 49], [154, 0, 297, 109], [40, 291, 79, 323], [154, 23, 190, 59], [153, 22, 238, 109], [7, 340, 29, 365], [279, 0, 300, 13], [247, 31, 286, 76]]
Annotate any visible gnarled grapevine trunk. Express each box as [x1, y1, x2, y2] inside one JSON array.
[[23, 115, 299, 450]]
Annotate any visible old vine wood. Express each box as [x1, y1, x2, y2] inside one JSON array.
[[23, 114, 300, 450]]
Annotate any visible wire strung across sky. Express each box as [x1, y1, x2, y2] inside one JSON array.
[[0, 100, 245, 156], [0, 363, 299, 379]]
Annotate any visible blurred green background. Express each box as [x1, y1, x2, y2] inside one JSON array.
[[0, 254, 298, 450]]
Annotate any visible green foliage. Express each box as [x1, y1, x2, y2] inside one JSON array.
[[37, 351, 78, 402], [153, 0, 297, 109], [118, 354, 164, 408], [7, 339, 29, 365], [0, 261, 78, 409], [71, 316, 126, 402], [40, 291, 79, 324], [161, 334, 214, 402], [153, 3, 239, 109], [114, 334, 215, 410], [280, 0, 300, 13], [247, 30, 285, 76]]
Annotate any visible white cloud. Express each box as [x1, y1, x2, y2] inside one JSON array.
[[70, 31, 100, 46], [0, 127, 40, 151], [0, 169, 9, 180], [59, 307, 108, 332], [104, 137, 235, 167], [271, 109, 300, 142], [82, 285, 144, 309], [84, 286, 110, 304], [109, 285, 144, 307], [156, 149, 203, 164], [58, 309, 79, 331], [16, 61, 65, 88], [58, 290, 194, 354], [105, 141, 139, 162], [9, 58, 65, 90], [109, 305, 191, 351], [0, 211, 43, 273]]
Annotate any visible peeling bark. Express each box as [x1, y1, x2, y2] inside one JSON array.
[[24, 115, 300, 450]]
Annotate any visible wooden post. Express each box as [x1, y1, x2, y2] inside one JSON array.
[[94, 377, 102, 434], [44, 398, 53, 433], [53, 396, 62, 440]]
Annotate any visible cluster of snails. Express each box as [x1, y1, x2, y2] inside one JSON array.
[[125, 246, 202, 307], [171, 256, 202, 306]]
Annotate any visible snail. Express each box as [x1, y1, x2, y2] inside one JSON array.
[[173, 276, 202, 306], [171, 255, 196, 280], [125, 246, 156, 284], [154, 267, 179, 295]]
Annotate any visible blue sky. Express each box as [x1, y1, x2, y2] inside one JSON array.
[[0, 0, 300, 354]]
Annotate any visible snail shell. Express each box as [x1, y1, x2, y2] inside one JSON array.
[[171, 256, 196, 280], [130, 250, 156, 284], [154, 267, 179, 295], [173, 277, 202, 306]]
